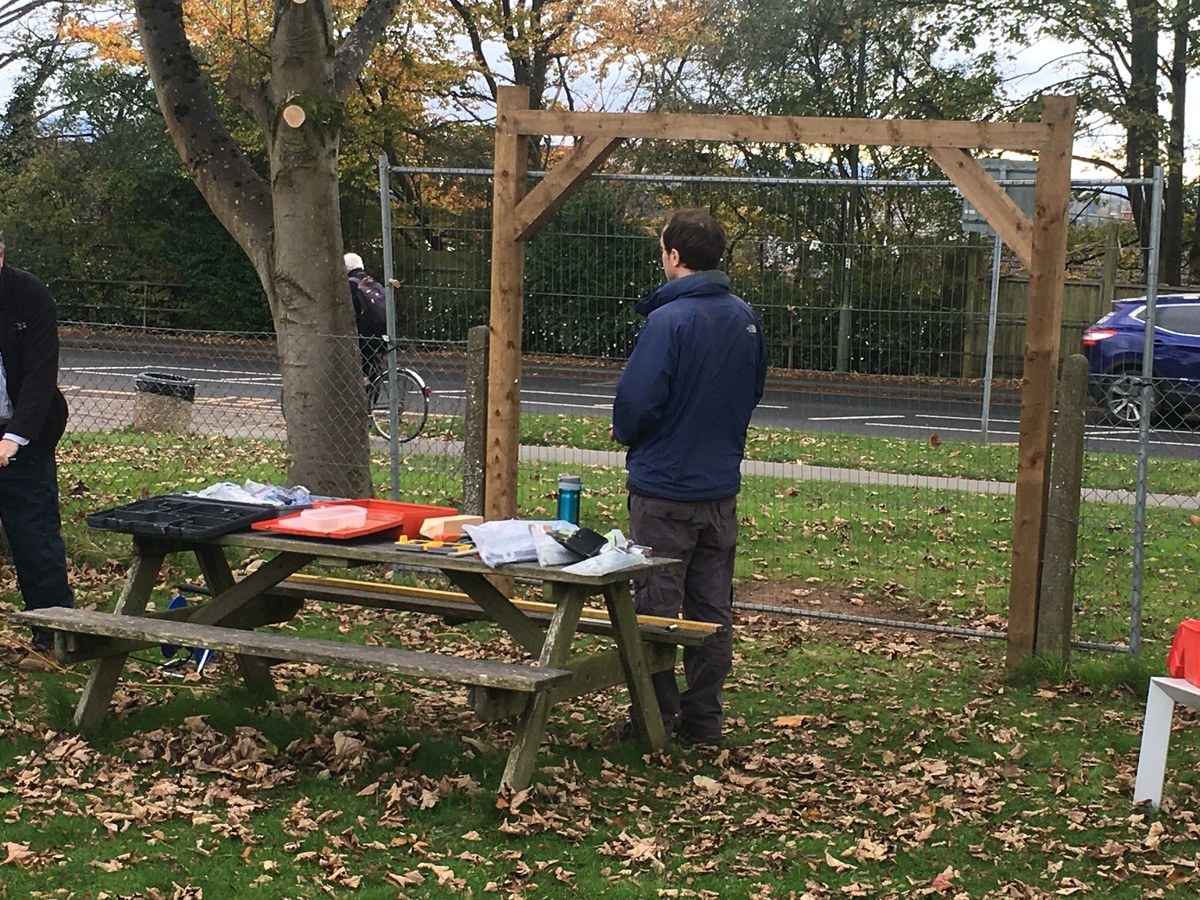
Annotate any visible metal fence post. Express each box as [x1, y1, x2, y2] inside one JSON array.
[[1130, 166, 1166, 659], [379, 154, 402, 499]]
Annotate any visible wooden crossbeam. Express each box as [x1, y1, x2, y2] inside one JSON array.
[[925, 146, 1034, 268], [505, 109, 1051, 152], [512, 135, 624, 241], [278, 573, 723, 646]]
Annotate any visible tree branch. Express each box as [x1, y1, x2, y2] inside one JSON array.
[[0, 0, 55, 31], [133, 0, 272, 259], [224, 74, 271, 133], [445, 0, 500, 101], [333, 0, 401, 100]]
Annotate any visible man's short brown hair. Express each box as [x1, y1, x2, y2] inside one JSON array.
[[661, 209, 726, 271]]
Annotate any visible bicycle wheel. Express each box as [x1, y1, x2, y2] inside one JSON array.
[[369, 367, 430, 442]]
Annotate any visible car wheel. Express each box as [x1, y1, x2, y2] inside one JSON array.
[[1102, 366, 1158, 426]]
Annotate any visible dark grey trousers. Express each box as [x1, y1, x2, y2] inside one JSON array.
[[0, 453, 74, 617], [628, 493, 737, 742]]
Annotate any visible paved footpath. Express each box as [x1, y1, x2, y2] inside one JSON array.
[[520, 445, 1194, 510]]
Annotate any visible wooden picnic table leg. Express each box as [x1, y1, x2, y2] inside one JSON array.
[[443, 570, 546, 654], [193, 545, 296, 696], [501, 582, 587, 792], [602, 580, 667, 750], [74, 539, 167, 731]]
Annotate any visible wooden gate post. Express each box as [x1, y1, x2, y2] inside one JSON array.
[[485, 86, 531, 524], [1006, 95, 1076, 668], [1035, 353, 1088, 660]]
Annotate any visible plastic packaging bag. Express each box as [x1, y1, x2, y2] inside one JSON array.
[[191, 482, 261, 504], [463, 519, 568, 567], [243, 480, 313, 506], [531, 522, 584, 566], [561, 543, 649, 576], [190, 480, 313, 507]]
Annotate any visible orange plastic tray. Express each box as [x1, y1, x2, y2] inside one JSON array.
[[252, 499, 457, 540]]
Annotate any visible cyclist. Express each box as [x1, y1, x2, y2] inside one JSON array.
[[344, 252, 388, 378], [342, 253, 430, 442]]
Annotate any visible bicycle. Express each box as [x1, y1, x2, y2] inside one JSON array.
[[277, 340, 431, 443], [363, 340, 431, 443]]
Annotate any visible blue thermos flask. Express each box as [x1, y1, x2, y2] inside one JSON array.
[[557, 475, 582, 525]]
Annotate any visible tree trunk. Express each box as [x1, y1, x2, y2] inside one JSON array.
[[267, 0, 371, 496], [1162, 0, 1192, 284], [134, 0, 378, 498], [1125, 0, 1159, 272]]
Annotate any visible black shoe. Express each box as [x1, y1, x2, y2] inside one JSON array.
[[673, 726, 723, 749], [600, 719, 640, 746], [31, 627, 53, 654]]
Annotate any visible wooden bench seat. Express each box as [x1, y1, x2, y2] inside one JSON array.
[[270, 574, 726, 647], [11, 608, 571, 693]]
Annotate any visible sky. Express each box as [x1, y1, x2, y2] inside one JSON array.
[[1, 32, 1196, 180], [1002, 39, 1200, 179]]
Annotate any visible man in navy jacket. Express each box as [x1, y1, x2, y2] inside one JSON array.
[[0, 237, 73, 670], [612, 209, 766, 747]]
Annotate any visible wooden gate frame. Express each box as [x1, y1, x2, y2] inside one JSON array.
[[486, 85, 1076, 666]]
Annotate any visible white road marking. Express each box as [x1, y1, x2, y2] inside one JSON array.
[[913, 413, 1020, 425], [867, 422, 1021, 438], [809, 414, 906, 422], [64, 366, 281, 385], [523, 389, 613, 400]]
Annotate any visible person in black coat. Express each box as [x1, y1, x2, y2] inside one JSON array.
[[0, 237, 73, 669]]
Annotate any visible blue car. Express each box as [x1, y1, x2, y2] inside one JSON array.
[[1082, 293, 1200, 425]]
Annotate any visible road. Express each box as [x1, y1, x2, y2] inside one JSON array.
[[58, 344, 1200, 458]]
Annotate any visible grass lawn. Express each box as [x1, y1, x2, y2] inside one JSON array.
[[1, 601, 1194, 898], [1, 423, 1198, 897]]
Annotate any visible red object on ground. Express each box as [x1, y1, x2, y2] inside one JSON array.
[[1166, 619, 1200, 687]]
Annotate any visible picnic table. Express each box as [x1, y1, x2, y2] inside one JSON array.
[[13, 524, 701, 792]]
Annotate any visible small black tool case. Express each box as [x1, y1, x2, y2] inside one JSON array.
[[86, 494, 285, 539], [549, 526, 609, 559]]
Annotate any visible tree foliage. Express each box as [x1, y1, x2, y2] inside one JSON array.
[[993, 0, 1199, 282], [0, 43, 269, 329]]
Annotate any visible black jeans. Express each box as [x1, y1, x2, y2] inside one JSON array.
[[0, 453, 74, 616], [359, 334, 386, 379], [628, 493, 737, 742]]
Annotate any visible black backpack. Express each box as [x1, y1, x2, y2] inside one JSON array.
[[350, 273, 389, 335]]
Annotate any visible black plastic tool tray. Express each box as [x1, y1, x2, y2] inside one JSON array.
[[86, 494, 284, 539]]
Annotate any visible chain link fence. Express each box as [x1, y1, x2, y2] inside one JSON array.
[[59, 327, 468, 508], [37, 167, 1200, 657]]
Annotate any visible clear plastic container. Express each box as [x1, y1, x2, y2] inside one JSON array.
[[298, 505, 368, 531]]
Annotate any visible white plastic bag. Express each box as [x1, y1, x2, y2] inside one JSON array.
[[190, 480, 314, 507], [561, 543, 649, 576], [530, 522, 583, 566], [463, 519, 569, 567], [191, 482, 261, 504]]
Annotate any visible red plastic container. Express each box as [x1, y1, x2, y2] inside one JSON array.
[[253, 499, 458, 540], [1167, 619, 1200, 688]]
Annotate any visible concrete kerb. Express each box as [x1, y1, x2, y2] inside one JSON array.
[[521, 355, 1025, 406]]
